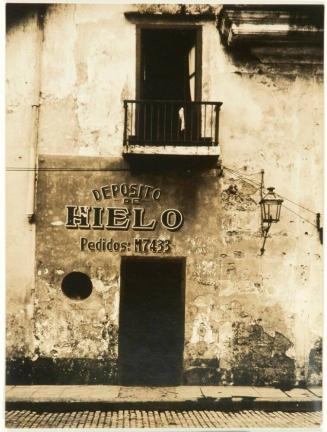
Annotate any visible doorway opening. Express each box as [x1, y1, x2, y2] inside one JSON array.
[[133, 27, 202, 145], [139, 28, 200, 101], [118, 257, 185, 386]]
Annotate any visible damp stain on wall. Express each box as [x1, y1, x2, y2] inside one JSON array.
[[6, 4, 323, 386]]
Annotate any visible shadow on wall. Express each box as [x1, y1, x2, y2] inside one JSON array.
[[307, 337, 323, 386], [184, 321, 296, 388], [6, 3, 49, 30], [229, 322, 296, 388], [6, 357, 118, 385]]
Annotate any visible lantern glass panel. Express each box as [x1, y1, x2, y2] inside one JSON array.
[[261, 188, 283, 223]]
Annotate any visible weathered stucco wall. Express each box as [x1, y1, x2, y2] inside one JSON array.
[[6, 12, 42, 361], [6, 4, 323, 386], [38, 4, 135, 157], [29, 156, 222, 383], [202, 22, 323, 385]]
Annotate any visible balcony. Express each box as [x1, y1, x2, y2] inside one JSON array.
[[123, 100, 222, 157]]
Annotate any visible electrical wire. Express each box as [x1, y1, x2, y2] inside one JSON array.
[[229, 167, 263, 177], [223, 165, 320, 228], [6, 167, 130, 172], [282, 205, 317, 228], [274, 193, 317, 215], [223, 165, 320, 216], [6, 163, 322, 227], [223, 166, 261, 189]]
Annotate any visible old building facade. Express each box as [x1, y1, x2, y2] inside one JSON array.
[[6, 4, 323, 387]]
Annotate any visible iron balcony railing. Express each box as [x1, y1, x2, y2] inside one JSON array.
[[123, 100, 223, 148]]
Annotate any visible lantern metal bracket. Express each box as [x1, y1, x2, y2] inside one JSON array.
[[316, 213, 323, 244], [260, 169, 269, 255], [259, 170, 283, 255], [260, 220, 272, 255], [260, 169, 265, 231]]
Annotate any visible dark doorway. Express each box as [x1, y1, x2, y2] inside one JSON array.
[[140, 29, 198, 101], [119, 257, 185, 386], [134, 28, 202, 145]]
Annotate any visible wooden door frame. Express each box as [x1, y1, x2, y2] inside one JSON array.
[[135, 25, 202, 102]]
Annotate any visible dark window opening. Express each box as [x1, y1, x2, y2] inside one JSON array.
[[140, 29, 198, 102], [136, 29, 201, 145], [61, 272, 93, 300]]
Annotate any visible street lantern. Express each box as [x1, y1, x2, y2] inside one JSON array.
[[260, 187, 283, 255], [260, 187, 283, 224]]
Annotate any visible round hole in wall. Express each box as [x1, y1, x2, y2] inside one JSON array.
[[61, 272, 92, 300]]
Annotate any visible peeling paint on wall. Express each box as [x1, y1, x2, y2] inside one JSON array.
[[307, 337, 322, 385], [6, 4, 323, 386]]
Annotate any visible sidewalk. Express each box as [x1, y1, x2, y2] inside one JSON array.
[[6, 385, 323, 411]]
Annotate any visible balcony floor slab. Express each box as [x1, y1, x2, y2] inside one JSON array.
[[123, 145, 220, 156]]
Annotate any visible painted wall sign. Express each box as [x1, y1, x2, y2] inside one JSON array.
[[65, 184, 184, 253], [91, 183, 161, 203], [65, 206, 183, 232]]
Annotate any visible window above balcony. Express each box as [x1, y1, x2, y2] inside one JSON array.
[[123, 27, 222, 159]]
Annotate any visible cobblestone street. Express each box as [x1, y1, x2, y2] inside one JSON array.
[[5, 409, 322, 428]]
